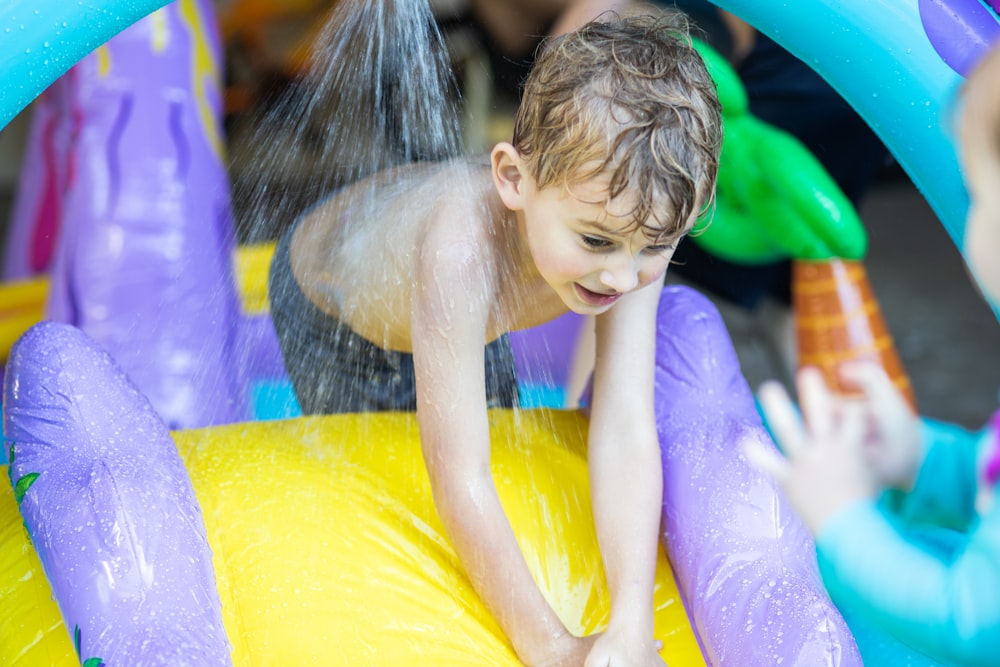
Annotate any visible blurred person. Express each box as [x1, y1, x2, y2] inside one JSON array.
[[746, 43, 1000, 667]]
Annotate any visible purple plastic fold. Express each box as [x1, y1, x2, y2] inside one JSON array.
[[2, 85, 72, 280], [918, 0, 1000, 76], [42, 1, 245, 429], [2, 321, 232, 665], [510, 312, 584, 390], [654, 285, 862, 665]]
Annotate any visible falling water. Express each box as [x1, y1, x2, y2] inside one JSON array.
[[229, 0, 565, 417], [231, 0, 465, 244]]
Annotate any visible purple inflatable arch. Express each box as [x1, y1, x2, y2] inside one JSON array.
[[653, 286, 862, 664]]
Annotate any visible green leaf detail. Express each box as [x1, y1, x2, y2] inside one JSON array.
[[13, 472, 39, 504], [72, 626, 104, 666], [6, 442, 14, 488]]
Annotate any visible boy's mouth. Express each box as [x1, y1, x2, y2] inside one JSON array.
[[574, 284, 621, 307]]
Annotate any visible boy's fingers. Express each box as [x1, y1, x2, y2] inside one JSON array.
[[757, 381, 806, 457]]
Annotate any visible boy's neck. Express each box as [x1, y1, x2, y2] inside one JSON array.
[[498, 206, 569, 326]]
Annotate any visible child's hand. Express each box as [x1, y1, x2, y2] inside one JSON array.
[[584, 627, 666, 667], [744, 366, 881, 533], [525, 630, 664, 667], [838, 362, 924, 491], [519, 632, 595, 667]]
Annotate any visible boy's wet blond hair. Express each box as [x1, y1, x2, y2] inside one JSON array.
[[513, 12, 722, 243]]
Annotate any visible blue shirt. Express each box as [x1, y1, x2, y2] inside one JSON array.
[[816, 418, 1000, 666]]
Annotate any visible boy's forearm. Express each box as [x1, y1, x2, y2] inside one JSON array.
[[588, 426, 662, 632], [430, 469, 572, 662]]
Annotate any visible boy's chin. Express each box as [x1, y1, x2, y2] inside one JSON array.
[[564, 301, 613, 316]]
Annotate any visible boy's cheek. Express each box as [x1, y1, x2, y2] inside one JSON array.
[[642, 264, 670, 287]]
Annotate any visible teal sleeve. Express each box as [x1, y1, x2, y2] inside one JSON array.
[[880, 418, 985, 532], [816, 498, 1000, 666]]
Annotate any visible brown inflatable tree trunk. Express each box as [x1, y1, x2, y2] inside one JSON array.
[[793, 258, 917, 411]]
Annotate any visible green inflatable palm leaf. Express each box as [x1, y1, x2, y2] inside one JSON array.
[[691, 40, 867, 263]]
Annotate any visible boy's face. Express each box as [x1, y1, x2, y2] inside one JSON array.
[[519, 170, 679, 314]]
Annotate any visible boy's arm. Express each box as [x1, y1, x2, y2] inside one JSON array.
[[410, 245, 590, 666], [587, 279, 665, 661]]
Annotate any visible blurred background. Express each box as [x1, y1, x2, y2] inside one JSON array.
[[1, 0, 998, 429]]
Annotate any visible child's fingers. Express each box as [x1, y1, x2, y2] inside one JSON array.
[[757, 380, 807, 457], [796, 366, 836, 438], [838, 399, 868, 449], [742, 437, 791, 483], [840, 362, 907, 409]]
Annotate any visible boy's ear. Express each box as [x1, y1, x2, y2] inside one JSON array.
[[491, 142, 526, 211]]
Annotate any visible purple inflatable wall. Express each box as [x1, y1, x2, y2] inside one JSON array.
[[38, 0, 246, 428], [653, 286, 862, 664], [3, 321, 233, 665]]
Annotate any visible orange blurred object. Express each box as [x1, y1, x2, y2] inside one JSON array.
[[217, 0, 332, 42], [794, 258, 917, 411], [217, 0, 336, 114]]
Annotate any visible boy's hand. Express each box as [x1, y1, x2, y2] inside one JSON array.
[[524, 631, 664, 667], [584, 627, 666, 667], [525, 632, 598, 667], [744, 366, 881, 533]]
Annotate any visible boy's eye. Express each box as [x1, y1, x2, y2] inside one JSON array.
[[644, 244, 674, 255], [582, 235, 613, 249]]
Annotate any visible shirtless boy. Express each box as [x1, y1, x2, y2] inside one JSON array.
[[268, 13, 722, 666]]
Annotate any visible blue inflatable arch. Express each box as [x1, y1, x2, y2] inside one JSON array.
[[0, 0, 171, 129], [707, 0, 999, 250], [4, 0, 998, 252]]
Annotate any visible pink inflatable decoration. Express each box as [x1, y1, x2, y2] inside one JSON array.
[[2, 88, 74, 280]]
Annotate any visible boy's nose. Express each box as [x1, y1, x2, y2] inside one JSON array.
[[598, 260, 639, 293]]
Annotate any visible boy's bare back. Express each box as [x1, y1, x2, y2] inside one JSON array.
[[288, 157, 568, 353]]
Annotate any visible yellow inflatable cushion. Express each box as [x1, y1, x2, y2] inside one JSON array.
[[0, 409, 704, 665], [0, 276, 48, 363]]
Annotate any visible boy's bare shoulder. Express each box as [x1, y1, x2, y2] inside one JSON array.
[[415, 161, 508, 288], [422, 160, 502, 241], [288, 157, 508, 350]]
